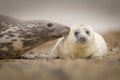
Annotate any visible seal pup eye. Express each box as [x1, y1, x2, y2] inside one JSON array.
[[47, 23, 53, 27], [74, 31, 79, 36], [86, 31, 90, 35]]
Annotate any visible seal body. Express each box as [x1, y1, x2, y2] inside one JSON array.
[[46, 24, 107, 58], [0, 15, 70, 59]]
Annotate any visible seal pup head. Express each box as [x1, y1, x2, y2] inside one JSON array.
[[68, 24, 94, 46]]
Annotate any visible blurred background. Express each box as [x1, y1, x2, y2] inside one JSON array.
[[0, 0, 120, 32]]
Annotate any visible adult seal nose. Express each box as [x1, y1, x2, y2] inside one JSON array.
[[65, 26, 70, 33]]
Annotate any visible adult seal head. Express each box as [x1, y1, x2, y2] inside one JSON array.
[[0, 15, 70, 59]]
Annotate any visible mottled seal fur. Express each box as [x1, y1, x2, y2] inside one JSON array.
[[40, 24, 107, 59], [0, 15, 70, 59]]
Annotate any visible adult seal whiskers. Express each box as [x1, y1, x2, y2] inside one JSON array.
[[0, 15, 70, 59]]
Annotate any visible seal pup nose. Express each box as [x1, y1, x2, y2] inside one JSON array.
[[79, 37, 87, 42], [80, 37, 86, 41]]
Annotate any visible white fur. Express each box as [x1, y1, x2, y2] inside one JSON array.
[[47, 24, 108, 58]]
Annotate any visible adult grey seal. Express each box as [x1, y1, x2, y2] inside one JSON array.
[[0, 15, 70, 59]]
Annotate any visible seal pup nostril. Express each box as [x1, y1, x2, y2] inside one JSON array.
[[80, 37, 86, 42]]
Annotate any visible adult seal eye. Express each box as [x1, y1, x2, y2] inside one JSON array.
[[47, 23, 53, 27], [86, 31, 90, 35]]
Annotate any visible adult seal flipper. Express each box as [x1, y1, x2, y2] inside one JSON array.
[[0, 15, 70, 59]]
